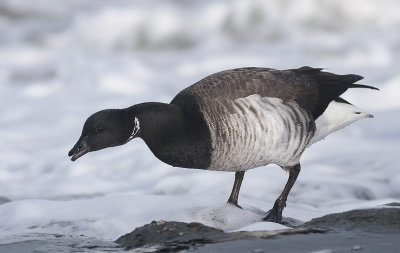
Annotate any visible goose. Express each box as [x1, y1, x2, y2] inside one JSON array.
[[68, 66, 378, 223]]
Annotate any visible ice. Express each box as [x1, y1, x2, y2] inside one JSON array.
[[0, 0, 399, 244]]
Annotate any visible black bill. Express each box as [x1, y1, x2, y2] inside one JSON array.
[[68, 136, 89, 161]]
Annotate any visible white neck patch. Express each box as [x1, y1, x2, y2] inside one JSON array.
[[128, 117, 140, 141]]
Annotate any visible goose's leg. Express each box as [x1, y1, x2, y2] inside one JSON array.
[[227, 171, 245, 208], [263, 164, 301, 223]]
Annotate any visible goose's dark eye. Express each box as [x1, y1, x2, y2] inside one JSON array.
[[97, 127, 104, 133]]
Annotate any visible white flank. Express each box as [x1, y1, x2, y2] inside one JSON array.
[[309, 100, 373, 145], [204, 95, 314, 171]]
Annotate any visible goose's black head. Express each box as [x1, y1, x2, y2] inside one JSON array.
[[68, 109, 140, 161]]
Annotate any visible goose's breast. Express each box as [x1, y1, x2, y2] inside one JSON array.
[[201, 94, 315, 171]]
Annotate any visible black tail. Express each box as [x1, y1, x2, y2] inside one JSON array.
[[328, 73, 379, 90], [295, 67, 378, 119], [343, 73, 363, 83], [349, 83, 380, 90]]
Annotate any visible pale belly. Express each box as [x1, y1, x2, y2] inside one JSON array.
[[202, 95, 315, 171]]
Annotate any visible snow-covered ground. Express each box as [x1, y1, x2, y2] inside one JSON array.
[[0, 0, 399, 244]]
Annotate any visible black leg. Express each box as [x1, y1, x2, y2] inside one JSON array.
[[263, 164, 301, 223], [227, 171, 245, 208]]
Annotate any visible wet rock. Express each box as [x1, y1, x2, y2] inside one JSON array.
[[116, 220, 231, 251], [116, 205, 400, 252], [115, 220, 324, 251], [301, 207, 400, 233], [2, 206, 399, 252]]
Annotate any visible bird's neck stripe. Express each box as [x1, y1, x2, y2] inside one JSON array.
[[128, 117, 140, 141]]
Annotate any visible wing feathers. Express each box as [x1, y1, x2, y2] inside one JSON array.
[[171, 67, 377, 120]]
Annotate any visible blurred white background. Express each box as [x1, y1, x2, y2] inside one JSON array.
[[0, 0, 399, 241]]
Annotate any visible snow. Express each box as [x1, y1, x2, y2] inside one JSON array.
[[1, 0, 400, 244]]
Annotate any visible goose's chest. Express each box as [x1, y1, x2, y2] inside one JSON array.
[[201, 95, 315, 171]]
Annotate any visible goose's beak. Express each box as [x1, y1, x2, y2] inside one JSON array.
[[68, 136, 89, 161]]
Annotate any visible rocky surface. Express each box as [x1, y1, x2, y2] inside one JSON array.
[[115, 221, 230, 251], [115, 220, 324, 251], [116, 203, 400, 252], [1, 204, 399, 253], [302, 206, 400, 233]]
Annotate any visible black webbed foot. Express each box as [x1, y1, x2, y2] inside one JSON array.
[[263, 199, 286, 223], [262, 164, 301, 224]]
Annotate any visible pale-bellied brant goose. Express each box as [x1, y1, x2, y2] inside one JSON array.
[[68, 66, 378, 223]]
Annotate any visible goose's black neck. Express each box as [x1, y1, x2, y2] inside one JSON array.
[[126, 102, 211, 169], [127, 102, 184, 140]]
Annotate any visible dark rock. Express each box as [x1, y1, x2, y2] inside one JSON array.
[[115, 220, 231, 251], [301, 207, 400, 233], [115, 220, 325, 251], [115, 206, 400, 252]]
